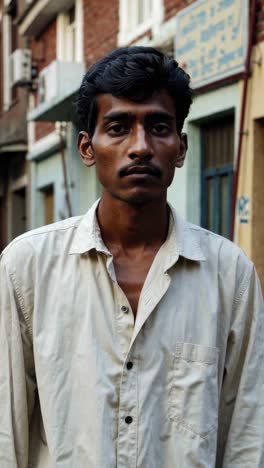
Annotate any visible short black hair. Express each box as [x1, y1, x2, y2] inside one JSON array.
[[75, 46, 193, 136]]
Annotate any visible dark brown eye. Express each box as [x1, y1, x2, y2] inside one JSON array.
[[152, 123, 170, 135], [108, 124, 129, 135]]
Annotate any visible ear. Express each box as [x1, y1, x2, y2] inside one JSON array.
[[175, 132, 188, 168], [77, 131, 95, 167]]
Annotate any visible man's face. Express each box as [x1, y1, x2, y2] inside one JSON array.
[[78, 90, 187, 205]]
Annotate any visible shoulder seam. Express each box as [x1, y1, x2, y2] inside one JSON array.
[[4, 223, 79, 251], [189, 224, 232, 241]]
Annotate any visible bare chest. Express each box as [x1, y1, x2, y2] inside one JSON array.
[[113, 253, 156, 318]]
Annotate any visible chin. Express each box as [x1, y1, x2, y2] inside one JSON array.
[[114, 190, 165, 206]]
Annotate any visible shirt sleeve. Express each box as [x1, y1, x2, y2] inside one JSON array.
[[0, 252, 36, 468], [217, 263, 264, 467]]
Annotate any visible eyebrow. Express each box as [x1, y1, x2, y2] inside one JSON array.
[[103, 111, 175, 124]]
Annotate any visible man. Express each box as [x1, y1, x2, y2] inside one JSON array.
[[0, 47, 263, 467]]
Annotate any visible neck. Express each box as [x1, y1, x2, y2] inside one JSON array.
[[97, 191, 169, 250]]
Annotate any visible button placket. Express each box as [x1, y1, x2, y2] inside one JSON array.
[[117, 348, 138, 468], [121, 305, 129, 314], [114, 285, 134, 357], [128, 273, 172, 355], [125, 415, 133, 424]]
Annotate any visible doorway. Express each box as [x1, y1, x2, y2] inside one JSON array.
[[11, 186, 27, 239]]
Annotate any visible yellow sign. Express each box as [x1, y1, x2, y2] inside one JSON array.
[[175, 0, 248, 88]]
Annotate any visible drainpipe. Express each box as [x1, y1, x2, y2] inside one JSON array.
[[59, 123, 73, 218], [230, 0, 258, 240]]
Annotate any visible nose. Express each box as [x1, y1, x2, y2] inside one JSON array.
[[128, 125, 153, 161]]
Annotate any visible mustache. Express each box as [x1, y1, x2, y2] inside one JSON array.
[[119, 162, 162, 178]]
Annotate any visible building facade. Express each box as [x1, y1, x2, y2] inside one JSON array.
[[18, 0, 102, 228], [118, 0, 264, 288], [1, 0, 264, 287], [0, 0, 31, 251]]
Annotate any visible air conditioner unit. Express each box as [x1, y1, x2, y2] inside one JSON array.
[[9, 49, 32, 87], [37, 61, 85, 106], [37, 64, 57, 105]]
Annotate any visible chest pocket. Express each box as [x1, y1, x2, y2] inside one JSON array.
[[169, 342, 219, 439]]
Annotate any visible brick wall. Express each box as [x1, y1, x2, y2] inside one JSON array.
[[163, 0, 193, 21], [21, 0, 264, 144], [29, 0, 118, 142], [30, 20, 57, 73], [0, 91, 28, 146], [83, 0, 119, 68], [35, 122, 55, 141], [116, 0, 264, 47], [30, 20, 57, 141], [0, 0, 28, 146]]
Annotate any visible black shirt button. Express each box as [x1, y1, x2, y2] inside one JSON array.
[[125, 416, 133, 424], [121, 305, 129, 313], [127, 362, 133, 370]]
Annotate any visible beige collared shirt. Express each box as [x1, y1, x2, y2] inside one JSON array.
[[1, 200, 264, 468]]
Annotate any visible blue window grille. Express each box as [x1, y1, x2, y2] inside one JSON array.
[[201, 115, 234, 239]]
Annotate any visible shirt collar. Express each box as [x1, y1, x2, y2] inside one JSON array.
[[163, 203, 206, 271], [69, 199, 206, 264], [69, 199, 110, 256]]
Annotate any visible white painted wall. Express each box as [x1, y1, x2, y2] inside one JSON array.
[[68, 124, 101, 216]]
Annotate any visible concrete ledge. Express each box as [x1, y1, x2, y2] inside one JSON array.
[[27, 131, 62, 161], [27, 89, 78, 123], [18, 0, 74, 37]]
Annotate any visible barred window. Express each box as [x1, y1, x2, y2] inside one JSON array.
[[118, 0, 163, 46], [201, 114, 234, 239]]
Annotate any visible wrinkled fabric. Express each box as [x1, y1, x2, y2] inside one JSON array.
[[0, 199, 264, 468]]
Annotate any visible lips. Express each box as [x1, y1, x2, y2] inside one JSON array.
[[123, 165, 160, 177]]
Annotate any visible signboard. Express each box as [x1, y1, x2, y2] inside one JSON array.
[[175, 0, 248, 89]]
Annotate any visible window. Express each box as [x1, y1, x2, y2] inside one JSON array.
[[201, 115, 234, 239], [65, 6, 76, 62], [118, 0, 163, 46], [56, 0, 83, 63]]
